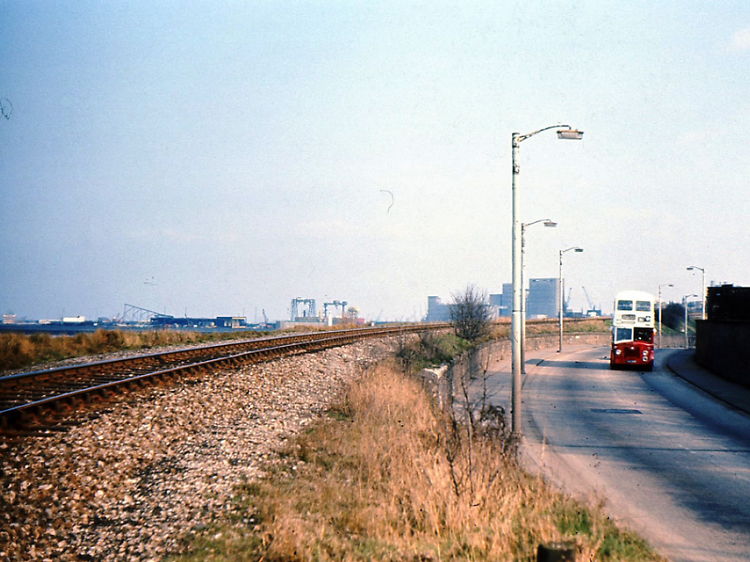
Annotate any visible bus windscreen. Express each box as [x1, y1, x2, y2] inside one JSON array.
[[615, 327, 633, 342]]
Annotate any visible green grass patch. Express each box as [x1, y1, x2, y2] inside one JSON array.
[[395, 331, 474, 373]]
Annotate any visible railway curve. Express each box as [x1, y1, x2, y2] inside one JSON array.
[[0, 323, 448, 435]]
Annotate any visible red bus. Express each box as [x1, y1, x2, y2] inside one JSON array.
[[610, 290, 655, 371]]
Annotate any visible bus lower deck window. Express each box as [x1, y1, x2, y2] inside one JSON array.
[[615, 327, 633, 342], [634, 327, 654, 343]]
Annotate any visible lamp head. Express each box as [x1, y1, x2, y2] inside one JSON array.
[[574, 248, 584, 253], [557, 129, 584, 140], [544, 221, 557, 228]]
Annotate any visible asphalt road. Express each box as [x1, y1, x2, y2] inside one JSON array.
[[487, 345, 750, 562]]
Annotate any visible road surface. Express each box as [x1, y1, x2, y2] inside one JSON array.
[[487, 345, 750, 562]]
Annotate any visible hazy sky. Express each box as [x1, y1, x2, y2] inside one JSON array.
[[2, 1, 749, 322]]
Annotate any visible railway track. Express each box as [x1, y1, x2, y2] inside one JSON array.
[[0, 323, 448, 436]]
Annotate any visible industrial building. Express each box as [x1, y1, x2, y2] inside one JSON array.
[[283, 297, 364, 328], [150, 316, 248, 329], [489, 293, 504, 319], [429, 277, 560, 323], [527, 278, 559, 319], [426, 296, 452, 322]]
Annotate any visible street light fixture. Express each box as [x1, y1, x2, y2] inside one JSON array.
[[521, 219, 557, 373], [657, 283, 673, 349], [558, 247, 583, 352], [683, 294, 698, 348], [557, 129, 584, 140], [511, 124, 583, 439], [687, 266, 706, 320]]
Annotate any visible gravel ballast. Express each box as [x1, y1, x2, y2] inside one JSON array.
[[1, 339, 397, 561]]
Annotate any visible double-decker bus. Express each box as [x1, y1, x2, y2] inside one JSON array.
[[610, 290, 655, 371]]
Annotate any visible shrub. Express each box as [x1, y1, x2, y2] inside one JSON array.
[[450, 285, 492, 342]]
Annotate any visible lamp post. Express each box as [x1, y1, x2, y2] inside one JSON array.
[[657, 283, 673, 349], [521, 219, 557, 373], [558, 247, 583, 352], [511, 124, 583, 439], [687, 266, 706, 320], [683, 294, 698, 348]]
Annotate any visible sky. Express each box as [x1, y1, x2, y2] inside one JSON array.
[[1, 1, 749, 323]]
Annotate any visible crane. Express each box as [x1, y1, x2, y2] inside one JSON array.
[[324, 300, 348, 321], [582, 287, 601, 317], [290, 298, 317, 321], [563, 288, 573, 315]]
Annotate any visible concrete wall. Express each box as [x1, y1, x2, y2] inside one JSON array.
[[695, 320, 750, 387], [659, 334, 689, 349]]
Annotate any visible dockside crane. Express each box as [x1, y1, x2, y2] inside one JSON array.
[[290, 298, 317, 321], [324, 300, 348, 321], [563, 288, 573, 315], [582, 287, 602, 316]]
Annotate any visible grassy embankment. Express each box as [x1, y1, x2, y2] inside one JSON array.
[[0, 329, 265, 371], [168, 329, 665, 562]]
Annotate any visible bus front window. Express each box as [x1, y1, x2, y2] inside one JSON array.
[[615, 327, 633, 342], [636, 301, 651, 312], [617, 300, 633, 311], [634, 327, 654, 343]]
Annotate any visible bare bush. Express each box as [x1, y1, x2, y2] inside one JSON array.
[[450, 285, 491, 343]]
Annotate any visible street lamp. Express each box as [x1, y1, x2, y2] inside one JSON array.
[[683, 294, 698, 348], [558, 247, 583, 352], [687, 266, 706, 320], [657, 283, 673, 349], [511, 124, 583, 439], [521, 219, 557, 373]]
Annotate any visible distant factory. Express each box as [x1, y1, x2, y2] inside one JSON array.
[[1, 297, 371, 335], [149, 315, 249, 329], [282, 297, 364, 328], [426, 278, 589, 322]]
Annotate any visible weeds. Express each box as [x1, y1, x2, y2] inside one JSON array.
[[395, 331, 472, 374]]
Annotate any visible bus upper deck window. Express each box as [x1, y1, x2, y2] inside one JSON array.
[[617, 300, 633, 311], [636, 301, 651, 312]]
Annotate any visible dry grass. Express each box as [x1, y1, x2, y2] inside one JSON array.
[[173, 360, 665, 562], [0, 329, 258, 371]]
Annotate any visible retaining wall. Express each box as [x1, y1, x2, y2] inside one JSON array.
[[487, 332, 611, 360], [423, 332, 611, 411], [695, 320, 750, 388]]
